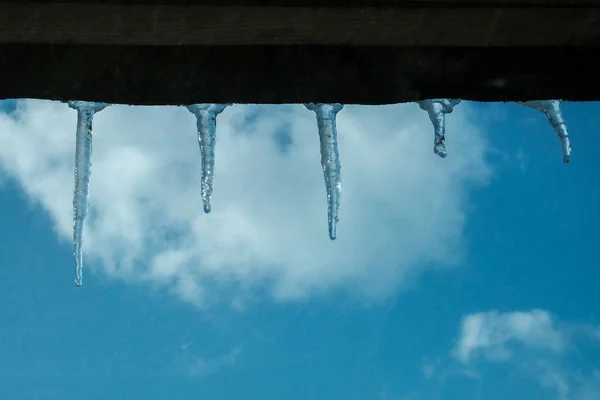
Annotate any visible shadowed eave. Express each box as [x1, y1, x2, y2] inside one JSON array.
[[1, 0, 599, 104]]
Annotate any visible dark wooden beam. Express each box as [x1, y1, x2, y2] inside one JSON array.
[[8, 0, 600, 6], [3, 2, 600, 46], [1, 1, 599, 105]]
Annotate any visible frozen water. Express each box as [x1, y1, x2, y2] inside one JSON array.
[[418, 99, 461, 158], [186, 104, 231, 213], [519, 100, 571, 163], [304, 103, 343, 240], [68, 101, 109, 287], [59, 99, 570, 287]]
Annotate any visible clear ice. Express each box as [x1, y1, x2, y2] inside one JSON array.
[[417, 99, 462, 158], [519, 100, 572, 163], [304, 103, 343, 240], [186, 104, 230, 213], [68, 100, 110, 287]]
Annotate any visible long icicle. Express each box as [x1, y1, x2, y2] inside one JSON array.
[[186, 104, 230, 213], [68, 101, 109, 287], [519, 100, 571, 163], [417, 99, 461, 158], [304, 103, 343, 240]]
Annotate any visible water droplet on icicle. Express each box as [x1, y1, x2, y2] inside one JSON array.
[[417, 99, 461, 158], [186, 104, 230, 213], [68, 101, 109, 287], [304, 103, 343, 240], [519, 100, 571, 163]]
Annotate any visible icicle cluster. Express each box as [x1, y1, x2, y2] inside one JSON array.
[[417, 99, 571, 162], [66, 99, 572, 285]]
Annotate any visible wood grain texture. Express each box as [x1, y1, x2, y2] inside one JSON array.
[[1, 3, 599, 46]]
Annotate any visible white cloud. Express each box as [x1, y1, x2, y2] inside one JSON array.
[[454, 309, 565, 363], [537, 361, 573, 400], [187, 346, 242, 377], [536, 361, 600, 400], [452, 309, 600, 400], [421, 360, 437, 380], [575, 370, 600, 400], [0, 100, 489, 306]]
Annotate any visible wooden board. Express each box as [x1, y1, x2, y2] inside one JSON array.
[[1, 1, 599, 104], [2, 3, 599, 46]]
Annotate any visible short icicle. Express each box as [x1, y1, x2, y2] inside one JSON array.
[[186, 104, 230, 213], [68, 100, 109, 287], [304, 103, 343, 240], [519, 100, 572, 163], [417, 99, 461, 158]]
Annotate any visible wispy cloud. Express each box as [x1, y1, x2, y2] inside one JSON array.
[[421, 359, 437, 380], [188, 346, 243, 377], [453, 309, 565, 363], [452, 309, 600, 400]]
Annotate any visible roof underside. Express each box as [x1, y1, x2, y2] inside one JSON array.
[[1, 0, 599, 105]]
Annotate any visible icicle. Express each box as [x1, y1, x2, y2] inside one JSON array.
[[519, 100, 571, 163], [186, 104, 230, 213], [417, 99, 461, 158], [68, 100, 109, 287], [304, 103, 343, 240]]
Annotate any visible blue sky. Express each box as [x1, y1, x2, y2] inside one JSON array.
[[0, 99, 599, 400]]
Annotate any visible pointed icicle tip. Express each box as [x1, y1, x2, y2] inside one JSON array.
[[186, 104, 231, 214], [417, 99, 461, 159], [518, 100, 571, 164], [69, 101, 110, 287], [304, 103, 343, 241]]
